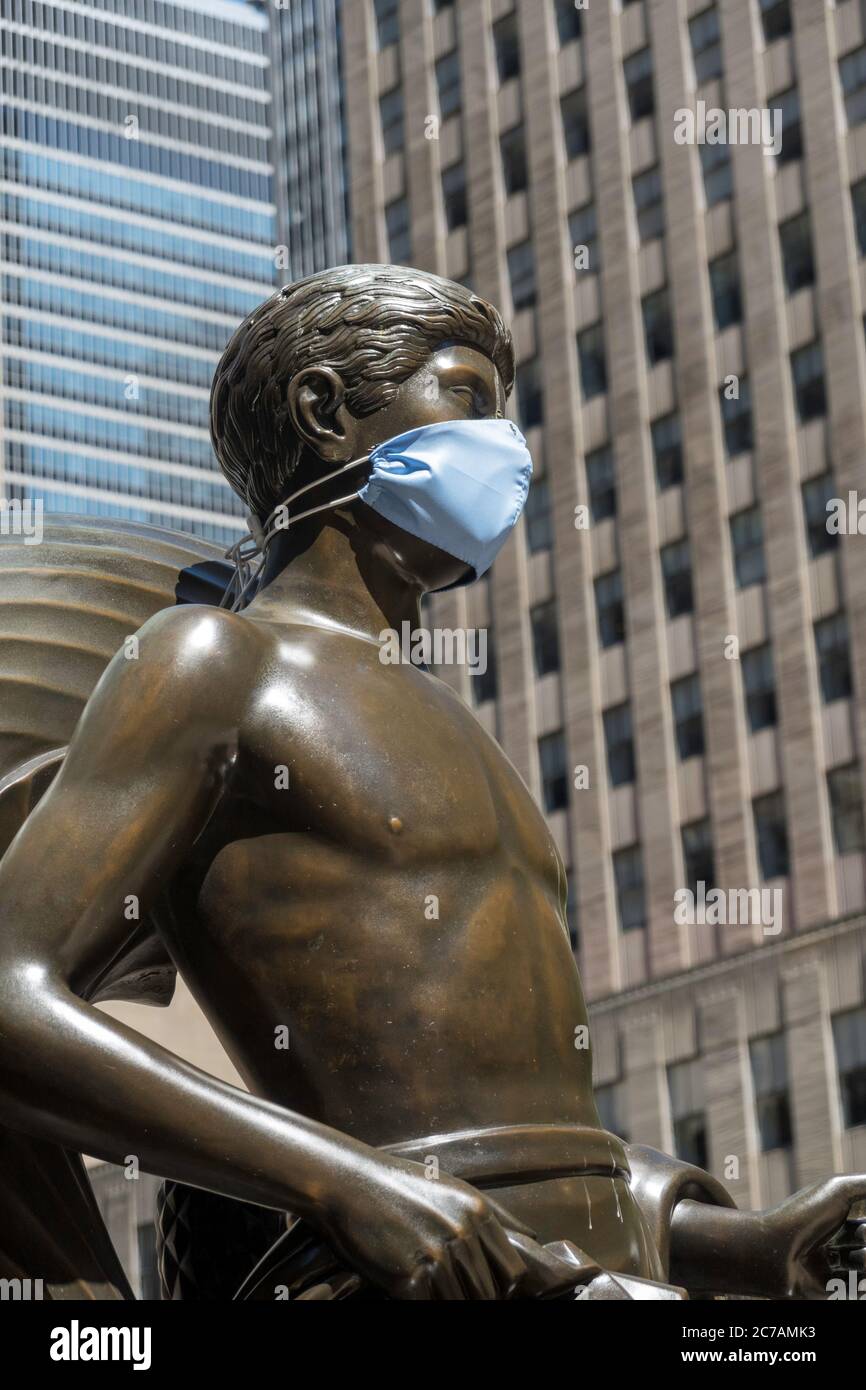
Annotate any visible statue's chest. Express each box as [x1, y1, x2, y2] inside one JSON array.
[[240, 662, 549, 871]]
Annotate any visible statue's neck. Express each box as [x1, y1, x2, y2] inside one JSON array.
[[248, 513, 423, 645]]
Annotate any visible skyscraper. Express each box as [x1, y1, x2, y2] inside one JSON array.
[[269, 0, 351, 278], [340, 0, 866, 1206], [0, 0, 278, 544]]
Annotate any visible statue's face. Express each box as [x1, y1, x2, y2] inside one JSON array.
[[349, 345, 508, 591], [286, 341, 510, 592]]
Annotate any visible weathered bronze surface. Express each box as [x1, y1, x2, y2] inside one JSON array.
[[0, 264, 864, 1299]]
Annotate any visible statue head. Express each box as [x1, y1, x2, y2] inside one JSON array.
[[210, 264, 515, 526]]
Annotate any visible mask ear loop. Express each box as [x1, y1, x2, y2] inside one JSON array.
[[221, 453, 372, 613]]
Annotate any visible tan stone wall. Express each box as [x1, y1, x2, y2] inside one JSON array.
[[342, 0, 866, 1005], [590, 915, 866, 1200]]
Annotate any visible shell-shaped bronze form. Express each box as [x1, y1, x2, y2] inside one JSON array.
[[0, 514, 232, 789], [0, 516, 233, 1004]]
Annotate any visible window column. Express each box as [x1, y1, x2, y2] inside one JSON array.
[[519, 0, 617, 995], [720, 0, 835, 930], [584, 4, 686, 979]]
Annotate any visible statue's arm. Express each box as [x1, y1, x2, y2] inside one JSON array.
[[0, 605, 535, 1299], [628, 1143, 865, 1297], [670, 1182, 866, 1300], [670, 1201, 788, 1298], [0, 606, 366, 1212]]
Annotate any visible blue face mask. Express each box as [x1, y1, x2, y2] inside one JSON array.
[[223, 418, 533, 610]]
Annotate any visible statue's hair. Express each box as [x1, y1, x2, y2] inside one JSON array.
[[210, 263, 515, 521]]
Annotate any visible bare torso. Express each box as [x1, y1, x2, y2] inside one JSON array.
[[157, 616, 599, 1148]]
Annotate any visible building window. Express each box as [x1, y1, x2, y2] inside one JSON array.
[[815, 613, 853, 704], [833, 1006, 866, 1129], [750, 1033, 793, 1152], [442, 162, 467, 231], [525, 476, 553, 553], [380, 87, 404, 156], [493, 12, 521, 83], [774, 87, 802, 163], [624, 47, 655, 123], [791, 341, 827, 422], [578, 322, 608, 399], [137, 1222, 161, 1302], [652, 413, 683, 489], [700, 140, 733, 205], [385, 197, 411, 264], [841, 45, 866, 128], [500, 125, 528, 194], [742, 643, 777, 731], [643, 287, 675, 363], [516, 357, 544, 428], [633, 165, 664, 243], [374, 0, 399, 48], [569, 202, 599, 271], [604, 703, 635, 787], [753, 791, 789, 879], [586, 444, 616, 522], [595, 1079, 628, 1142], [828, 764, 866, 854], [802, 472, 839, 557], [779, 211, 815, 293], [508, 240, 536, 310], [531, 600, 561, 678], [539, 730, 568, 813], [561, 87, 591, 159], [435, 49, 461, 118], [709, 251, 743, 329], [614, 846, 646, 932], [689, 7, 722, 84], [555, 0, 582, 44], [682, 818, 715, 894], [566, 875, 579, 951], [730, 507, 766, 588], [720, 377, 753, 456], [759, 0, 791, 43], [595, 569, 625, 649], [472, 625, 498, 704], [852, 177, 866, 255], [661, 538, 694, 618], [671, 674, 705, 760], [668, 1058, 708, 1169]]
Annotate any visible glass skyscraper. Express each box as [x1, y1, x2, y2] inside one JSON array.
[[269, 0, 350, 279], [0, 0, 278, 544]]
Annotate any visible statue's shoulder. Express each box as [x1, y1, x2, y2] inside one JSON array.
[[115, 603, 270, 724]]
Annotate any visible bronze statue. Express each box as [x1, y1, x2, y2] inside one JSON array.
[[0, 264, 864, 1300]]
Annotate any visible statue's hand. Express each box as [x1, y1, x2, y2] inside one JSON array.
[[763, 1176, 866, 1299], [322, 1154, 571, 1299]]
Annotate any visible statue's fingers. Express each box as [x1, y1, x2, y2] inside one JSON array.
[[504, 1230, 584, 1297], [473, 1219, 529, 1298], [801, 1176, 866, 1245], [480, 1191, 536, 1238], [427, 1253, 470, 1301], [451, 1234, 499, 1300]]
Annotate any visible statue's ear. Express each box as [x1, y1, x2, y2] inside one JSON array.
[[286, 366, 354, 463]]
